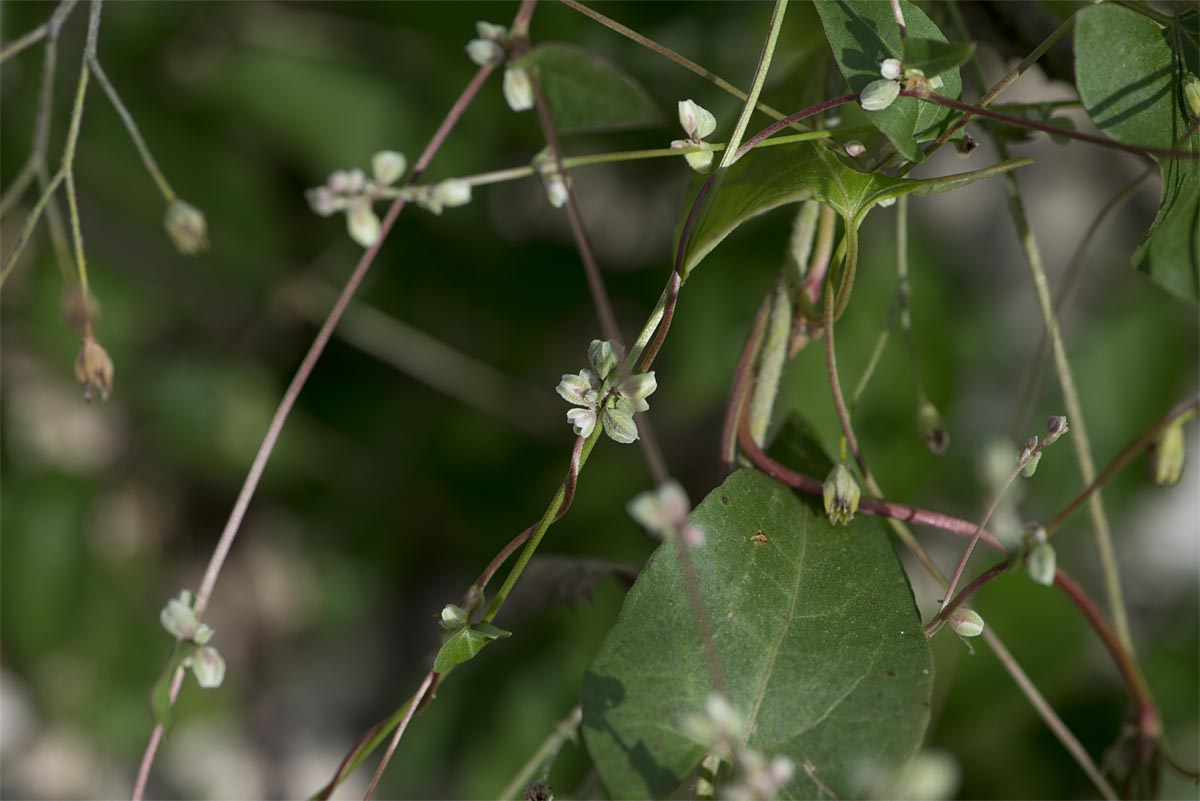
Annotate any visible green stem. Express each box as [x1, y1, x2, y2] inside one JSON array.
[[559, 0, 808, 132], [62, 2, 102, 331], [719, 0, 788, 169], [482, 430, 600, 623], [495, 706, 583, 800], [86, 54, 176, 203], [0, 170, 66, 287], [831, 217, 858, 321]]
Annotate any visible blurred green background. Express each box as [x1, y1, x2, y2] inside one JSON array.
[[1, 2, 1196, 799]]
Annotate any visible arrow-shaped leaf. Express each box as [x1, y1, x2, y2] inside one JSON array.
[[432, 622, 512, 673]]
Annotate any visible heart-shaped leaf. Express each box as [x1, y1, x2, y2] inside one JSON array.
[[432, 622, 511, 673], [675, 142, 1029, 278], [815, 0, 964, 162], [581, 468, 933, 799], [515, 44, 662, 134], [1075, 4, 1199, 304]]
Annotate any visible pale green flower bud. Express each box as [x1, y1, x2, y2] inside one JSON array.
[[190, 645, 225, 688], [164, 200, 209, 255], [466, 38, 504, 67], [845, 140, 866, 157], [587, 339, 622, 380], [917, 399, 950, 455], [948, 608, 984, 638], [1184, 74, 1200, 121], [433, 179, 472, 210], [503, 67, 534, 111], [860, 79, 901, 111], [1149, 418, 1186, 487], [475, 21, 508, 42], [346, 199, 381, 247], [440, 603, 469, 630], [371, 150, 407, 186], [823, 463, 860, 526], [600, 404, 639, 444], [1027, 541, 1057, 587], [880, 58, 902, 80], [683, 142, 714, 174]]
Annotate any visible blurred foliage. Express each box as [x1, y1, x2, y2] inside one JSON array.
[[0, 2, 1196, 799]]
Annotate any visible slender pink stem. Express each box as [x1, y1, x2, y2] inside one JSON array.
[[721, 293, 772, 472], [130, 63, 495, 801], [363, 670, 436, 800]]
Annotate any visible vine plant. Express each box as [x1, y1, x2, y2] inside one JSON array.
[[1, 1, 1197, 799]]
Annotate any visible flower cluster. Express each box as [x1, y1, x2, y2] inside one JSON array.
[[860, 57, 945, 112], [160, 590, 226, 689], [556, 340, 656, 444], [627, 480, 704, 546], [671, 99, 717, 173], [306, 151, 472, 247], [682, 694, 795, 800]]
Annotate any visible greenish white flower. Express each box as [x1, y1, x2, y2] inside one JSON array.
[[880, 58, 902, 80], [434, 179, 472, 209], [1149, 418, 1186, 487], [466, 38, 503, 67], [503, 67, 534, 111], [556, 340, 656, 444], [160, 590, 213, 644], [346, 198, 382, 247], [440, 603, 469, 631], [671, 99, 717, 173], [164, 200, 209, 255], [1026, 541, 1057, 587], [823, 462, 860, 526], [186, 645, 226, 689], [948, 608, 984, 638], [860, 78, 901, 111], [371, 150, 407, 186], [627, 480, 703, 546]]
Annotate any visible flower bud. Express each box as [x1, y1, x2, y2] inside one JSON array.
[[948, 608, 984, 638], [1184, 74, 1200, 121], [306, 186, 343, 217], [1045, 414, 1068, 441], [917, 399, 950, 455], [860, 79, 901, 111], [190, 645, 226, 688], [164, 200, 209, 255], [1148, 418, 1186, 487], [524, 780, 553, 801], [466, 38, 504, 67], [346, 198, 381, 247], [503, 67, 534, 111], [880, 58, 902, 80], [476, 21, 508, 41], [587, 339, 621, 380], [440, 603, 469, 630], [1026, 541, 1057, 587], [74, 335, 114, 402], [845, 140, 866, 157], [823, 463, 860, 526], [677, 98, 716, 140], [433, 179, 472, 210], [371, 150, 407, 186], [956, 133, 978, 155]]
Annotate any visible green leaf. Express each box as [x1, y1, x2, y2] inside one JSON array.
[[515, 44, 662, 134], [1075, 4, 1200, 304], [581, 469, 932, 800], [150, 645, 197, 732], [432, 622, 512, 673], [675, 142, 1029, 278], [814, 0, 964, 162], [902, 38, 977, 80]]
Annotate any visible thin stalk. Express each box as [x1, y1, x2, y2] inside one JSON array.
[[831, 219, 859, 321], [924, 559, 1010, 635], [86, 54, 176, 203], [559, 0, 807, 132], [0, 170, 65, 286], [718, 0, 788, 169], [949, 1, 1135, 657], [0, 22, 49, 63], [495, 706, 583, 801], [131, 62, 497, 801], [722, 294, 772, 471], [363, 670, 436, 801], [1048, 397, 1199, 535], [61, 2, 101, 332]]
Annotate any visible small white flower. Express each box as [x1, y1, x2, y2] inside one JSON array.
[[678, 99, 716, 140], [371, 150, 407, 186], [466, 38, 503, 66], [475, 21, 508, 41], [440, 604, 469, 630], [860, 79, 901, 111], [306, 186, 343, 217], [845, 140, 866, 157], [188, 646, 226, 688], [503, 67, 534, 111], [880, 58, 903, 80], [566, 407, 598, 438], [545, 174, 569, 208], [556, 369, 600, 406], [627, 480, 703, 545], [346, 198, 382, 247], [433, 179, 472, 209], [160, 591, 213, 643], [588, 339, 622, 381]]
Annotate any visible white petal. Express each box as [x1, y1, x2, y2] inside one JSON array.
[[556, 372, 595, 405], [619, 371, 656, 401], [684, 144, 714, 173], [503, 68, 534, 111], [191, 646, 226, 689], [371, 150, 407, 185], [346, 200, 381, 247], [677, 99, 715, 139], [566, 407, 597, 438], [601, 407, 639, 444], [160, 597, 198, 640]]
